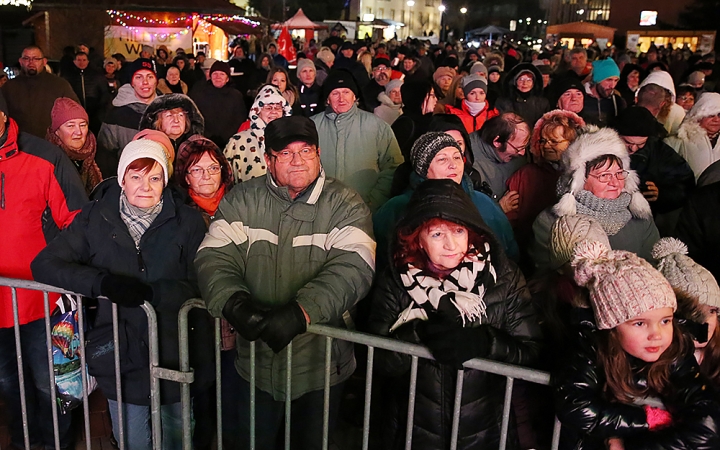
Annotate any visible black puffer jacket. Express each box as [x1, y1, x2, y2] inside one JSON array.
[[495, 63, 550, 127], [31, 180, 213, 405], [368, 179, 543, 450], [552, 316, 720, 450], [139, 93, 205, 151], [674, 182, 720, 282], [189, 80, 247, 149], [629, 137, 695, 215]]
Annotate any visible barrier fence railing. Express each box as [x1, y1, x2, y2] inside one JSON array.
[[0, 277, 560, 450]]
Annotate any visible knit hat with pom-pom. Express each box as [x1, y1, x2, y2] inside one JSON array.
[[571, 240, 676, 329], [653, 238, 720, 309], [550, 215, 609, 270]]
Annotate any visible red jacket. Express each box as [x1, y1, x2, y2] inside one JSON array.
[[0, 119, 87, 327], [445, 100, 499, 133]]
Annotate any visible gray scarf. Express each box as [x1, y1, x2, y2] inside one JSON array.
[[575, 190, 632, 236], [119, 192, 163, 246]]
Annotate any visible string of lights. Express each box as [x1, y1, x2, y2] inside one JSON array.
[[106, 10, 260, 28], [0, 0, 32, 6]]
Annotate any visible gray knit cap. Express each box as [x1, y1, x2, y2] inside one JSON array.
[[462, 74, 487, 97], [410, 132, 462, 178], [469, 62, 488, 79], [296, 58, 316, 74], [653, 238, 720, 308], [550, 215, 610, 269]]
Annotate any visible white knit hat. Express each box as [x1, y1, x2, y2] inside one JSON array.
[[653, 238, 720, 308], [553, 127, 652, 220], [117, 140, 169, 187]]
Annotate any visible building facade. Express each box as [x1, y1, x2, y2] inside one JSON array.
[[351, 0, 442, 38]]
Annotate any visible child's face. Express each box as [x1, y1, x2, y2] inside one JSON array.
[[616, 307, 674, 363], [696, 305, 719, 349]]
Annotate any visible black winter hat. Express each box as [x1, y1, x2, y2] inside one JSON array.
[[323, 70, 359, 98], [129, 58, 156, 77], [264, 116, 319, 154], [410, 132, 461, 178], [611, 106, 665, 137], [400, 79, 433, 115]]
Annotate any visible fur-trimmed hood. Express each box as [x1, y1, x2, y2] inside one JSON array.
[[684, 92, 720, 123], [530, 109, 586, 158], [139, 93, 205, 138], [553, 127, 652, 219]]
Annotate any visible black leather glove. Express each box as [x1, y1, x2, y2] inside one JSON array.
[[259, 300, 308, 353], [222, 291, 269, 342], [418, 318, 492, 369], [100, 274, 153, 308]]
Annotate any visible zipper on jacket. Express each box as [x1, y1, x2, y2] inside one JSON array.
[[136, 245, 146, 272], [1, 172, 5, 210]]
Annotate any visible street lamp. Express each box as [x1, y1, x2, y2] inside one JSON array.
[[460, 7, 467, 14], [407, 0, 414, 38], [437, 5, 446, 42]]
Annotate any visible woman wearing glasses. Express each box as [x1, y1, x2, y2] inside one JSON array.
[[505, 110, 586, 255], [529, 127, 660, 273], [139, 93, 204, 152], [224, 84, 292, 183]]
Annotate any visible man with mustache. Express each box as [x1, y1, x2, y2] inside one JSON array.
[[1, 46, 79, 138], [363, 57, 394, 111]]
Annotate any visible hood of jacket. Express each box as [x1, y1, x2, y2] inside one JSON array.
[[248, 84, 292, 132], [394, 178, 504, 263], [377, 92, 401, 110], [637, 70, 676, 102], [113, 83, 156, 108], [139, 93, 205, 136], [503, 62, 544, 97]]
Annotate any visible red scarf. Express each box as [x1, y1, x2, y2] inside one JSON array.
[[0, 119, 20, 161], [189, 185, 225, 216]]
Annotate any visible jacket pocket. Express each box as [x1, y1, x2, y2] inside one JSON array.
[[85, 321, 150, 376]]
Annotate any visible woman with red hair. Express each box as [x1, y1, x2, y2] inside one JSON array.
[[368, 178, 542, 450]]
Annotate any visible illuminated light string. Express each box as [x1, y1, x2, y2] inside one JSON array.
[[106, 10, 260, 28], [1, 0, 32, 6]]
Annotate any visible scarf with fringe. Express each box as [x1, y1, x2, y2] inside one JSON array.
[[390, 243, 496, 332]]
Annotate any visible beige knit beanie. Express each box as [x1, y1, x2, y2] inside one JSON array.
[[572, 240, 676, 330], [652, 238, 720, 309], [550, 215, 610, 269]]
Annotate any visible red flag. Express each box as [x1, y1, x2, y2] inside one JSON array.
[[277, 27, 297, 65]]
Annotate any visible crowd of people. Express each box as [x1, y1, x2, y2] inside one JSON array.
[[2, 34, 720, 450]]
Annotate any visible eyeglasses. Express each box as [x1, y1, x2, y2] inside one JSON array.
[[516, 76, 534, 83], [270, 147, 318, 163], [373, 66, 390, 72], [21, 57, 44, 62], [677, 96, 695, 102], [588, 170, 629, 183], [187, 165, 221, 178], [261, 104, 284, 112], [506, 140, 529, 153], [161, 111, 186, 120], [538, 138, 568, 146]]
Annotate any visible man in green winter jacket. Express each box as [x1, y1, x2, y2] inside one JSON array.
[[195, 115, 375, 449], [311, 70, 403, 212]]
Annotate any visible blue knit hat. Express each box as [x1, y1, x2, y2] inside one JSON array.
[[592, 59, 620, 84]]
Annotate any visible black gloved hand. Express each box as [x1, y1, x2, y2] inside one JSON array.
[[259, 300, 308, 353], [100, 274, 153, 308], [222, 291, 269, 342], [418, 318, 492, 369]]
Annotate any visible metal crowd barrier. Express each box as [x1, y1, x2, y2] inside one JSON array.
[[0, 277, 559, 450]]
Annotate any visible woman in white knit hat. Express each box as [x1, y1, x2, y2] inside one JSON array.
[[553, 240, 720, 450], [529, 127, 660, 273], [31, 139, 213, 450]]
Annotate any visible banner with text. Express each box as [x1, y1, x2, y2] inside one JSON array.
[[104, 25, 192, 59]]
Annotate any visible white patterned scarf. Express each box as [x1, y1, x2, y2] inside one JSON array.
[[390, 243, 497, 332]]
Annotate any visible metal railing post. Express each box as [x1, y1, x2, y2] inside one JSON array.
[[11, 287, 32, 450], [449, 369, 464, 450], [75, 295, 92, 450], [111, 303, 125, 450], [42, 291, 61, 450], [178, 299, 205, 450], [141, 302, 162, 450]]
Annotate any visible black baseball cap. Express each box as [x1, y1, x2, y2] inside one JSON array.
[[264, 116, 319, 154]]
